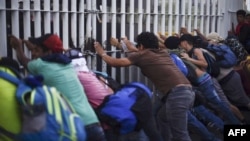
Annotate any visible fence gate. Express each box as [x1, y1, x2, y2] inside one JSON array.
[[0, 0, 246, 89]]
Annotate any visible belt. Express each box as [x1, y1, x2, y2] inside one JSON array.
[[168, 84, 192, 94], [161, 84, 192, 102]]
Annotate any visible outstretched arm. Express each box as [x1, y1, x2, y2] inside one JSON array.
[[122, 38, 139, 52], [193, 29, 208, 41], [9, 35, 30, 69], [94, 41, 132, 67]]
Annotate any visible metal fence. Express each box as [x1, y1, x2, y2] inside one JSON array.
[[0, 0, 246, 89]]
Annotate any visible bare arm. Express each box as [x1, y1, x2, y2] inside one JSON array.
[[193, 29, 208, 41], [110, 37, 122, 50], [122, 38, 139, 52], [94, 41, 132, 67], [181, 48, 208, 69], [9, 35, 30, 69]]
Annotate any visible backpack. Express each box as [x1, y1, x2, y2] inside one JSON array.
[[170, 53, 188, 76], [205, 44, 237, 68], [96, 82, 152, 135], [93, 71, 122, 92], [182, 60, 199, 85], [189, 47, 220, 77], [224, 37, 248, 64], [0, 71, 86, 141]]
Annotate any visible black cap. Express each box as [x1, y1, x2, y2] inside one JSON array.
[[64, 48, 84, 59]]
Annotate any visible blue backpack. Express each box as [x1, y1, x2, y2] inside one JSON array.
[[170, 53, 188, 76], [0, 71, 86, 141], [96, 82, 152, 135], [205, 44, 237, 68]]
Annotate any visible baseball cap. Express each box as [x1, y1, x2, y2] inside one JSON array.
[[28, 33, 64, 53]]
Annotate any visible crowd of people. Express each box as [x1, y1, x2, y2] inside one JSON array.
[[1, 9, 250, 141]]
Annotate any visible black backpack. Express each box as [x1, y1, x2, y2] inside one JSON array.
[[224, 37, 248, 64], [188, 47, 220, 77]]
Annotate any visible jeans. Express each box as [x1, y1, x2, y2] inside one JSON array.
[[85, 123, 106, 141], [157, 85, 195, 141], [220, 71, 250, 108], [192, 105, 224, 132], [198, 73, 241, 124], [188, 111, 222, 141], [104, 130, 149, 141]]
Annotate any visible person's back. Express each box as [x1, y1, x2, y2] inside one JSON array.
[[128, 48, 190, 95], [94, 32, 195, 141], [27, 58, 98, 125], [0, 57, 22, 141], [64, 53, 113, 108], [179, 34, 241, 125], [9, 34, 106, 141]]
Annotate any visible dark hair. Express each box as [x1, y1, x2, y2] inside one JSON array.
[[164, 36, 180, 49], [28, 33, 52, 52], [236, 9, 246, 16], [0, 57, 21, 78], [193, 36, 208, 48], [136, 32, 159, 49], [28, 33, 64, 53], [179, 34, 194, 45]]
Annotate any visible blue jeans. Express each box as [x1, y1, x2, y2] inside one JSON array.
[[157, 85, 195, 141], [188, 111, 222, 141], [192, 105, 224, 132], [198, 73, 241, 124]]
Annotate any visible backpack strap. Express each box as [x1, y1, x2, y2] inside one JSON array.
[[0, 70, 20, 85], [0, 126, 18, 140]]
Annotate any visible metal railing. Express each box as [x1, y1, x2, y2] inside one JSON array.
[[0, 0, 246, 89]]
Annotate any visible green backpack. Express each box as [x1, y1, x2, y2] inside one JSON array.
[[0, 70, 86, 141]]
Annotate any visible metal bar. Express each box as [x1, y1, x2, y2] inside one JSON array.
[[43, 0, 51, 34], [181, 0, 186, 28], [174, 0, 180, 34], [53, 0, 60, 35], [211, 0, 216, 32], [62, 0, 69, 49], [33, 0, 41, 36], [160, 0, 166, 34], [11, 0, 19, 59], [168, 0, 173, 36], [193, 0, 198, 32], [205, 0, 210, 35], [146, 0, 151, 31], [200, 0, 205, 34], [120, 0, 126, 84], [71, 0, 77, 48], [0, 0, 6, 57], [22, 0, 31, 57], [78, 0, 85, 49], [187, 0, 192, 33], [91, 0, 97, 71], [153, 0, 158, 34], [111, 0, 117, 78]]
